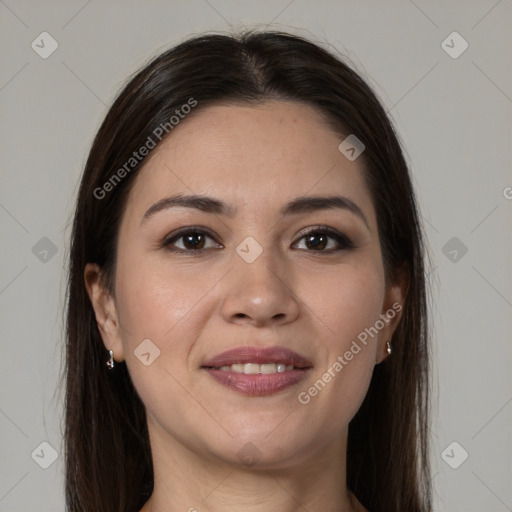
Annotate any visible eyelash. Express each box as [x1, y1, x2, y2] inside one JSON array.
[[160, 225, 355, 255]]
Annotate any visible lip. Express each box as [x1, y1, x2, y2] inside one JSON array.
[[202, 346, 313, 397]]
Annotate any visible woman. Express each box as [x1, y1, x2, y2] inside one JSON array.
[[64, 30, 432, 511]]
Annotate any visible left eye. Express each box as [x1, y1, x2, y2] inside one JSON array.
[[293, 228, 354, 252]]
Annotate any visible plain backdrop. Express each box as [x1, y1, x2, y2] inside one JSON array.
[[0, 1, 511, 511]]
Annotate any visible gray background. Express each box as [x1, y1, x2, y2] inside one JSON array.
[[1, 1, 511, 511]]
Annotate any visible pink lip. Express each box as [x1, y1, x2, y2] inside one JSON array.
[[202, 346, 313, 397]]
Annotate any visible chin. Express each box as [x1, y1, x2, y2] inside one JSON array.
[[201, 429, 319, 471]]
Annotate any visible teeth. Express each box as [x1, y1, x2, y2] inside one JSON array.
[[260, 363, 277, 374], [244, 363, 260, 374], [218, 363, 295, 374]]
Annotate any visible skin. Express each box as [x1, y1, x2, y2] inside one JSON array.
[[85, 101, 407, 512]]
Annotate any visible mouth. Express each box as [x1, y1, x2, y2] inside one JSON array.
[[201, 346, 313, 396], [211, 362, 298, 374]]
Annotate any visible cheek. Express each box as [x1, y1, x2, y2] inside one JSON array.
[[114, 267, 206, 434], [116, 258, 208, 342], [305, 262, 385, 348], [114, 260, 217, 404], [296, 263, 384, 424]]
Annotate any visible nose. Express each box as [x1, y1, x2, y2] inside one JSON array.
[[219, 246, 300, 328]]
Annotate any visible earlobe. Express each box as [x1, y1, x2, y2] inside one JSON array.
[[376, 265, 408, 364], [83, 263, 125, 362]]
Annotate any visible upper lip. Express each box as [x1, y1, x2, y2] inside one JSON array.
[[202, 346, 313, 369]]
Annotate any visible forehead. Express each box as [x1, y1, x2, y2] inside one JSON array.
[[124, 101, 375, 224]]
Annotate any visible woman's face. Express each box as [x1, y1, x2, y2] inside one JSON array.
[[87, 100, 405, 469]]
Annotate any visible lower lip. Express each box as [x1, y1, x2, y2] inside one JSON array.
[[203, 368, 310, 396]]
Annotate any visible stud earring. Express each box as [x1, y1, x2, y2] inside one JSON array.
[[106, 349, 115, 369], [386, 341, 392, 355]]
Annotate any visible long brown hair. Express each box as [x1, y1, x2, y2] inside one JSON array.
[[63, 30, 432, 511]]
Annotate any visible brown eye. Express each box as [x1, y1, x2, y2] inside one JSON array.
[[162, 228, 222, 253], [304, 233, 329, 250], [180, 232, 206, 250], [294, 227, 354, 252]]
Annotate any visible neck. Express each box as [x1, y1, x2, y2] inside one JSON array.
[[141, 418, 365, 512]]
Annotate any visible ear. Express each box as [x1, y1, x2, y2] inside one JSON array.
[[83, 263, 125, 362], [375, 263, 409, 364]]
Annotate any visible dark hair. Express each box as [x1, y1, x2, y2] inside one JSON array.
[[63, 30, 432, 511]]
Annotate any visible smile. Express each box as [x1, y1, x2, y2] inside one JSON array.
[[202, 346, 313, 396], [216, 363, 295, 374]]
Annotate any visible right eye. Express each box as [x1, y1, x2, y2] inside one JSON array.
[[161, 227, 223, 254]]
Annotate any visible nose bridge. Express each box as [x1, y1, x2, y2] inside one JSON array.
[[220, 237, 299, 325], [238, 240, 283, 291]]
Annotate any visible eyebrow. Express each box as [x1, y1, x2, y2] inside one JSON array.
[[141, 193, 369, 229]]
